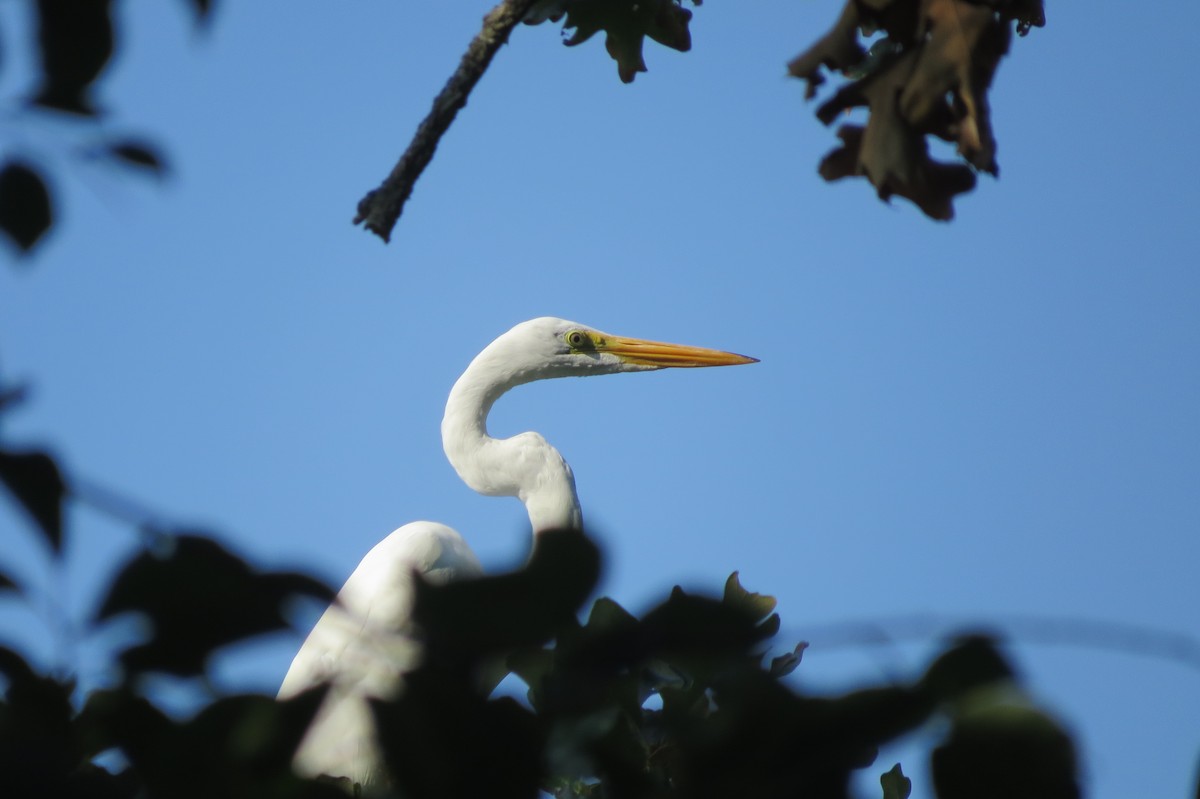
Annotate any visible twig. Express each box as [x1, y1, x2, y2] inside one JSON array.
[[789, 613, 1200, 675], [354, 0, 540, 243]]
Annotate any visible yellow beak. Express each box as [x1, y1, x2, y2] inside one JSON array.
[[596, 333, 758, 368]]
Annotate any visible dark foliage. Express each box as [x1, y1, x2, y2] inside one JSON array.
[[525, 0, 698, 84], [789, 0, 1045, 220], [0, 1, 201, 254], [0, 162, 53, 253], [99, 141, 168, 175], [33, 0, 115, 116], [0, 446, 65, 551], [372, 534, 1081, 799], [96, 533, 334, 679], [0, 455, 1087, 799]]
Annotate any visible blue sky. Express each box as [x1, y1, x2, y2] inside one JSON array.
[[1, 2, 1198, 798]]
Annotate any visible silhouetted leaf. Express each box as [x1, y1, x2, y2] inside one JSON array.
[[881, 762, 912, 799], [103, 140, 167, 174], [931, 692, 1079, 799], [0, 162, 53, 252], [0, 570, 19, 594], [586, 596, 638, 632], [415, 528, 601, 670], [0, 447, 65, 552], [81, 687, 341, 799], [96, 533, 334, 677], [183, 0, 214, 24], [529, 0, 696, 83], [0, 384, 31, 415], [0, 646, 83, 794], [920, 635, 1015, 703], [926, 636, 1078, 799], [376, 675, 543, 799], [33, 0, 114, 114], [769, 641, 808, 678]]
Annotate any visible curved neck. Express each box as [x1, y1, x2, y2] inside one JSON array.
[[440, 345, 582, 534]]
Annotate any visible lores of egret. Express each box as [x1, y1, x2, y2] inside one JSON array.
[[277, 317, 756, 788]]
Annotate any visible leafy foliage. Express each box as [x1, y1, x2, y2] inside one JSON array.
[[526, 0, 699, 84], [0, 444, 1089, 799], [371, 533, 1081, 799], [881, 763, 912, 799], [96, 533, 334, 679], [788, 0, 1045, 220], [0, 447, 66, 551], [0, 0, 198, 254], [0, 162, 53, 253]]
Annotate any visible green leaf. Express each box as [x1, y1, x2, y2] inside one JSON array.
[[0, 447, 66, 553], [722, 571, 777, 622], [557, 0, 695, 84], [586, 596, 638, 631], [881, 762, 912, 799], [931, 694, 1079, 799], [0, 162, 53, 253]]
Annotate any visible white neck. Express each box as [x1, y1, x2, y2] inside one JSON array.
[[440, 340, 583, 534]]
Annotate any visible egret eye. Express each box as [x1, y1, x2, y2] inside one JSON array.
[[565, 330, 592, 350]]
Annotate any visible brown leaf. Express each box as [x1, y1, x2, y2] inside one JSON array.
[[790, 0, 1040, 219], [786, 2, 864, 100]]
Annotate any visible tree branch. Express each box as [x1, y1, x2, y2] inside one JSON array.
[[354, 0, 540, 243]]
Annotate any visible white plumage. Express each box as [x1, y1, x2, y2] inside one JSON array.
[[278, 317, 755, 788]]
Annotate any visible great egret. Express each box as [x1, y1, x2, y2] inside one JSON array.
[[277, 317, 756, 788]]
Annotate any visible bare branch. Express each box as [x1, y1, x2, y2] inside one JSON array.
[[354, 0, 540, 243]]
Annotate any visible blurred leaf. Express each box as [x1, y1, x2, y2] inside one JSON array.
[[0, 384, 31, 414], [102, 140, 168, 175], [509, 647, 557, 708], [920, 635, 1015, 703], [0, 162, 54, 253], [0, 646, 85, 794], [96, 533, 334, 678], [881, 762, 912, 799], [415, 528, 601, 670], [82, 687, 341, 799], [768, 641, 808, 678], [376, 675, 544, 799], [0, 570, 19, 594], [926, 636, 1078, 799], [931, 689, 1079, 799], [0, 447, 65, 553], [586, 597, 638, 632], [183, 0, 214, 24], [33, 0, 114, 114]]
